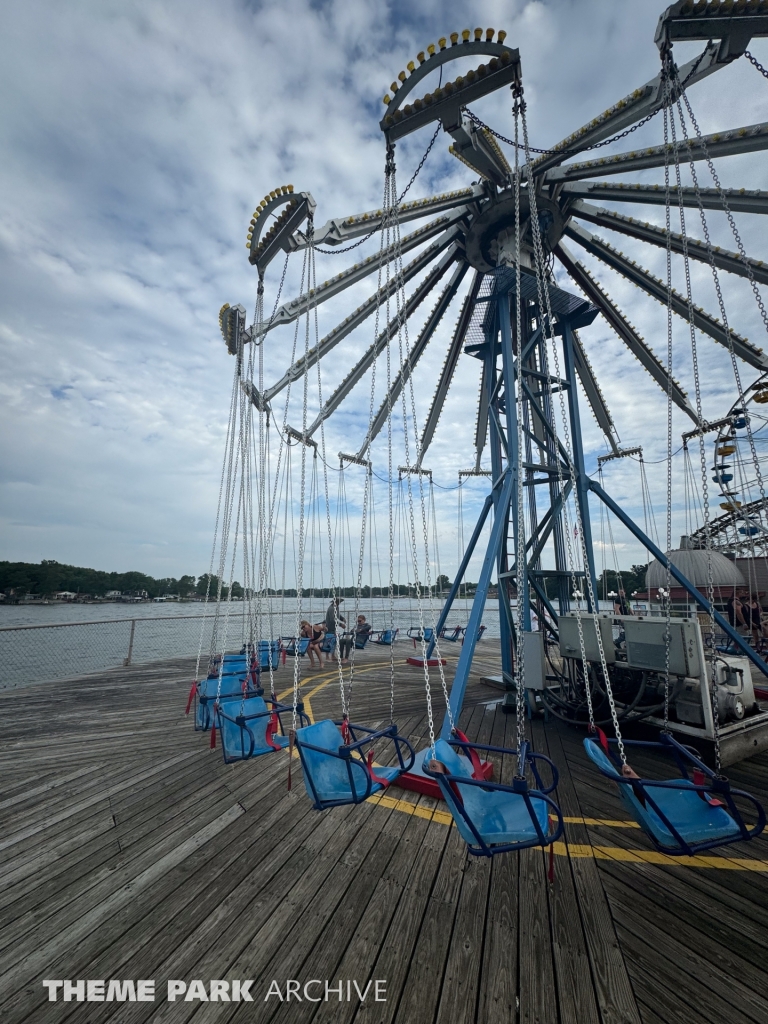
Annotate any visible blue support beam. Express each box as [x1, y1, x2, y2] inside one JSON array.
[[441, 470, 517, 739]]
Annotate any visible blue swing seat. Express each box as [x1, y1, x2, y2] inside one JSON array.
[[294, 718, 415, 810], [408, 626, 434, 644], [424, 738, 564, 857], [440, 625, 464, 642], [215, 695, 307, 763], [281, 637, 311, 658], [371, 628, 399, 645], [461, 624, 486, 645], [319, 633, 337, 656], [583, 734, 766, 855], [195, 674, 255, 731]]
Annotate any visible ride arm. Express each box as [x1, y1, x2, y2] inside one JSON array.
[[570, 329, 621, 451], [561, 181, 768, 217], [254, 211, 467, 339], [564, 222, 768, 370], [300, 247, 458, 438], [261, 227, 461, 404], [570, 200, 768, 286], [362, 261, 469, 451], [555, 241, 698, 419], [420, 270, 483, 460], [532, 39, 744, 179], [308, 185, 485, 246], [545, 120, 768, 183]]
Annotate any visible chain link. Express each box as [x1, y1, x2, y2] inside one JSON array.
[[745, 50, 768, 80], [662, 62, 674, 734]]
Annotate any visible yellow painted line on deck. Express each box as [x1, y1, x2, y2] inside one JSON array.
[[364, 794, 768, 872], [367, 790, 454, 827]]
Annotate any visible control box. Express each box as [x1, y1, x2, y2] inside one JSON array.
[[623, 616, 702, 677], [558, 613, 615, 665]]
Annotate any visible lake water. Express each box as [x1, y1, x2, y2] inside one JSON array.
[[0, 595, 616, 688]]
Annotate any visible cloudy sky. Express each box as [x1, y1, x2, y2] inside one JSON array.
[[1, 0, 767, 586]]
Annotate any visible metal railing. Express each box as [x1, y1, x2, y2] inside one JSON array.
[[0, 614, 220, 688]]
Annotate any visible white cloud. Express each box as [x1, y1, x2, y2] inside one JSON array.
[[1, 0, 767, 583]]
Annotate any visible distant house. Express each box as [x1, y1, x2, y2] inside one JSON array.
[[105, 590, 121, 600], [54, 591, 77, 601]]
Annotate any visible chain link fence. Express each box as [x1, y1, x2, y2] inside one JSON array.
[[0, 614, 222, 689]]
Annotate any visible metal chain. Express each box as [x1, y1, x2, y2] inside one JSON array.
[[745, 50, 768, 80], [662, 62, 674, 734], [466, 105, 661, 156], [520, 95, 625, 762], [666, 79, 721, 771], [465, 49, 705, 158], [513, 99, 527, 756], [314, 125, 441, 256], [291, 241, 312, 729], [674, 76, 768, 517]]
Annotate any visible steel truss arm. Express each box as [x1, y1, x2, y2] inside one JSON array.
[[420, 271, 484, 460], [560, 181, 768, 217], [531, 41, 734, 178], [259, 228, 461, 404], [555, 241, 698, 419], [571, 200, 768, 286], [301, 247, 459, 438], [254, 212, 467, 336], [545, 121, 768, 183], [570, 329, 621, 452], [357, 261, 469, 456], [564, 222, 768, 370], [474, 359, 490, 469], [308, 184, 486, 247]]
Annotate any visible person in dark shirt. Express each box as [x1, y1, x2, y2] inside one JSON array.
[[325, 598, 346, 635], [339, 615, 372, 662]]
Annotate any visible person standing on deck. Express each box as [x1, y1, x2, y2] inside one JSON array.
[[325, 597, 346, 635]]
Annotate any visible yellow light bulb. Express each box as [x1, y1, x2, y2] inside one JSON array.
[[288, 184, 294, 192], [486, 28, 495, 40], [417, 51, 425, 63], [450, 32, 458, 44], [407, 60, 415, 72], [498, 29, 507, 42], [383, 94, 391, 104], [474, 27, 482, 40], [398, 70, 406, 81], [427, 43, 435, 55], [438, 37, 447, 49], [461, 29, 470, 41], [391, 81, 399, 91]]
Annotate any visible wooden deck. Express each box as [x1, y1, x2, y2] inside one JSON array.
[[2, 644, 768, 1024]]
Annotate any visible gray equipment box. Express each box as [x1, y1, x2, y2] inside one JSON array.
[[559, 613, 615, 665], [523, 631, 546, 690], [623, 616, 701, 677]]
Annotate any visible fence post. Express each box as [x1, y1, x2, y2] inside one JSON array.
[[124, 619, 136, 666]]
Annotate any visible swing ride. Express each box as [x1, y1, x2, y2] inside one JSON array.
[[191, 2, 768, 858]]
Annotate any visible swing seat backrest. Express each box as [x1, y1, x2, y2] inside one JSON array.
[[319, 633, 337, 654], [216, 695, 289, 761], [429, 740, 553, 852], [282, 637, 310, 656], [354, 632, 370, 650], [582, 738, 743, 852], [257, 640, 280, 670], [374, 629, 398, 645], [294, 719, 401, 809], [195, 675, 251, 729]]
